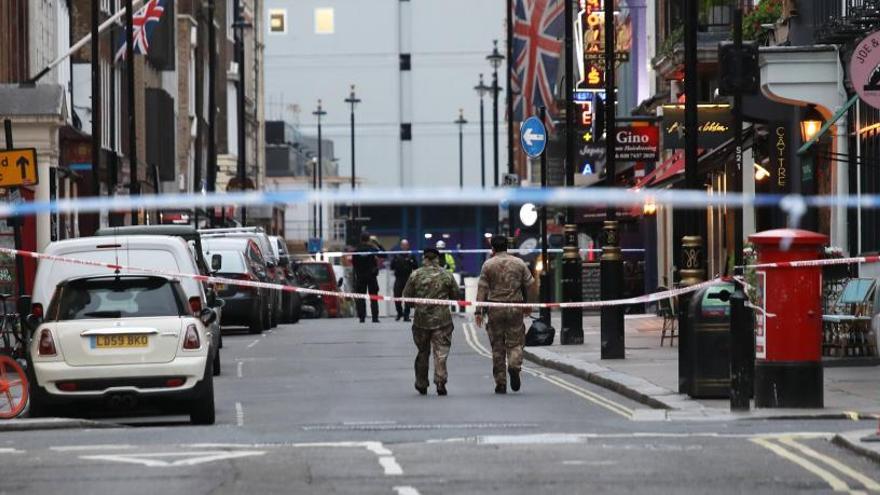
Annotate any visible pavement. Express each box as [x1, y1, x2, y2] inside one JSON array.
[[523, 313, 880, 421], [1, 316, 879, 494]]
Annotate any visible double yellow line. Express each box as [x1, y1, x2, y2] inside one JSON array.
[[751, 435, 880, 494], [461, 322, 634, 419]]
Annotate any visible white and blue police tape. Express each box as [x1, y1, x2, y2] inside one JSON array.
[[0, 187, 805, 219]]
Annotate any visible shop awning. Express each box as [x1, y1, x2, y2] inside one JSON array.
[[632, 150, 685, 190]]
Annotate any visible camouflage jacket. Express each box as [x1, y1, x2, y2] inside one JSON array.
[[402, 258, 459, 329], [476, 252, 535, 305]]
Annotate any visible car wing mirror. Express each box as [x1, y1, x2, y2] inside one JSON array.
[[209, 298, 225, 309], [200, 308, 217, 326], [211, 254, 222, 272], [278, 255, 289, 268]]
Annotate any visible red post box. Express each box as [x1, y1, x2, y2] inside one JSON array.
[[748, 228, 827, 408]]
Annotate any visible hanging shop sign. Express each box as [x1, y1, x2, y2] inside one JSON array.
[[615, 124, 659, 162], [850, 30, 880, 111], [578, 142, 606, 176], [574, 0, 631, 93], [768, 123, 789, 190], [661, 104, 733, 150]]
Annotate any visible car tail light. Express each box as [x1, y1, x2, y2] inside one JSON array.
[[57, 382, 77, 392], [165, 378, 185, 388], [31, 303, 43, 319], [189, 296, 202, 314], [183, 324, 201, 350], [38, 329, 56, 356]]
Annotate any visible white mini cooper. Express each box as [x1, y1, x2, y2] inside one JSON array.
[[28, 275, 216, 424]]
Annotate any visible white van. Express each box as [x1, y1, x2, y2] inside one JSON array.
[[32, 235, 222, 375]]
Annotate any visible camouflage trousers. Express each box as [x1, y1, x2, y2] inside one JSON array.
[[412, 324, 454, 389], [485, 308, 526, 386]]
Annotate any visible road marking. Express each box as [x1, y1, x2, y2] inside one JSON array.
[[235, 401, 245, 427], [50, 445, 134, 452], [751, 437, 865, 494], [462, 323, 633, 419], [0, 448, 24, 454], [393, 486, 421, 495], [247, 339, 259, 349], [378, 456, 404, 475], [80, 451, 265, 468], [562, 460, 617, 466], [435, 432, 834, 445], [236, 361, 244, 379], [778, 436, 880, 492]]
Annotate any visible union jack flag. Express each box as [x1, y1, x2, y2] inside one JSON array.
[[511, 0, 565, 123], [114, 0, 167, 62]]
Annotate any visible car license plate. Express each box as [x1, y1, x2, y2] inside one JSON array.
[[215, 283, 226, 291], [93, 334, 149, 349]]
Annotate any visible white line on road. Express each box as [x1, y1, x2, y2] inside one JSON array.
[[393, 486, 421, 495], [50, 445, 134, 452], [0, 448, 24, 454], [235, 401, 245, 427], [236, 361, 244, 379], [247, 339, 259, 349], [378, 456, 404, 476]]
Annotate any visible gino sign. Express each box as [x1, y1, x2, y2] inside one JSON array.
[[851, 30, 880, 111]]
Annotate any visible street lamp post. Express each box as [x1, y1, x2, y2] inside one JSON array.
[[310, 154, 317, 238], [487, 41, 504, 233], [313, 100, 327, 241], [344, 85, 361, 191], [344, 85, 361, 245], [474, 74, 490, 189], [455, 109, 468, 188]]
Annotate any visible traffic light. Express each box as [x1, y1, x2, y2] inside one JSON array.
[[718, 41, 759, 96]]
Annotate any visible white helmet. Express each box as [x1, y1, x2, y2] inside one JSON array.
[[436, 240, 446, 249]]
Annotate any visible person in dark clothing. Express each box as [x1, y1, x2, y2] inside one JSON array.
[[352, 232, 385, 323], [391, 239, 418, 321]]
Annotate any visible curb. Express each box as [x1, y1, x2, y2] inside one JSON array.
[[523, 347, 880, 421], [832, 431, 880, 465], [523, 347, 678, 410], [0, 417, 121, 432]]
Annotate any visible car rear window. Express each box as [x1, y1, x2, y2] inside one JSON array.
[[299, 263, 332, 283], [49, 277, 187, 321], [205, 250, 247, 273]]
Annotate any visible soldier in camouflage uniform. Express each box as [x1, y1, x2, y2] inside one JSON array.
[[402, 247, 461, 396], [476, 235, 535, 394]]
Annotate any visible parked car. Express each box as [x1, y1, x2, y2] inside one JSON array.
[[202, 237, 270, 334], [32, 235, 223, 376], [295, 261, 341, 318], [27, 275, 216, 424], [200, 228, 284, 327], [269, 235, 302, 323]]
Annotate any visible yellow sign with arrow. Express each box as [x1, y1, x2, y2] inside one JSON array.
[[0, 148, 38, 188]]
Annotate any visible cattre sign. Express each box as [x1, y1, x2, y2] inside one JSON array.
[[851, 30, 880, 111]]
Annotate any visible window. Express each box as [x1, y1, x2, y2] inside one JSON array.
[[314, 7, 334, 34], [399, 53, 411, 71], [400, 123, 412, 141], [50, 277, 186, 321], [269, 9, 287, 34]]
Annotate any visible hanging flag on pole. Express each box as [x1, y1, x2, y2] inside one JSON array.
[[511, 0, 565, 124], [114, 0, 167, 61]]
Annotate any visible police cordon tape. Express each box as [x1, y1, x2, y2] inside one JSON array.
[[305, 247, 647, 258], [0, 186, 839, 219], [0, 247, 720, 310], [743, 254, 880, 270]]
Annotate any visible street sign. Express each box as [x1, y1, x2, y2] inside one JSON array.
[[520, 116, 547, 158], [307, 237, 323, 253], [0, 148, 38, 187]]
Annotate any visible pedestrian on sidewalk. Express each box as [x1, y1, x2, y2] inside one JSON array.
[[475, 235, 535, 394], [391, 238, 418, 322], [352, 232, 385, 323], [402, 246, 460, 396]]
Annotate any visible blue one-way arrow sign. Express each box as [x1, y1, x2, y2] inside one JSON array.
[[520, 116, 547, 158]]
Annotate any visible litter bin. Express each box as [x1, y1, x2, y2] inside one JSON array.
[[686, 282, 734, 398]]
